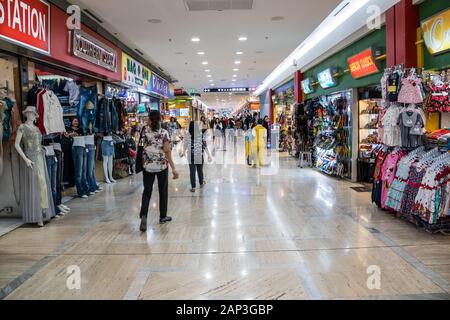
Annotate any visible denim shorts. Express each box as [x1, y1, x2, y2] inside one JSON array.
[[102, 140, 115, 157]]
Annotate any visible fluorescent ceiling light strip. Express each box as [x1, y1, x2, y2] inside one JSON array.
[[254, 0, 370, 96]]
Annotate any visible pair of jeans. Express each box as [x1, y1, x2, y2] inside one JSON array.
[[97, 98, 111, 134], [86, 144, 98, 193], [72, 146, 89, 197], [139, 169, 168, 219], [189, 164, 204, 189], [46, 155, 59, 214], [78, 86, 98, 135], [54, 150, 64, 205]]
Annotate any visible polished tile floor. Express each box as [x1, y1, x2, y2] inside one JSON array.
[[1, 139, 450, 300]]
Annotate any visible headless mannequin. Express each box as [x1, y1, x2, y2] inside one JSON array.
[[103, 135, 116, 184]]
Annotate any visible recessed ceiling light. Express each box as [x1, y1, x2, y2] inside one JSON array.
[[202, 61, 209, 65], [205, 69, 210, 72], [207, 75, 212, 78], [209, 79, 214, 82], [232, 75, 237, 77], [191, 37, 200, 42], [232, 79, 236, 82], [238, 36, 247, 41], [210, 84, 215, 86], [148, 18, 162, 23], [236, 51, 243, 55], [233, 69, 239, 72], [235, 61, 241, 64], [197, 51, 205, 55]]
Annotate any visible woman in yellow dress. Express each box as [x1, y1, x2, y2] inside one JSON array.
[[251, 119, 267, 167]]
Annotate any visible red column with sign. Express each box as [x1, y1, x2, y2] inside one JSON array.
[[269, 89, 275, 126], [294, 70, 304, 105], [385, 0, 419, 67]]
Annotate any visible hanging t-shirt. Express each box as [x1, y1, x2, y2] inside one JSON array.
[[388, 72, 401, 102], [64, 80, 80, 106]]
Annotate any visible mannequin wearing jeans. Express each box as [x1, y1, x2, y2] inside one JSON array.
[[85, 135, 100, 194], [102, 136, 116, 184], [72, 136, 89, 198]]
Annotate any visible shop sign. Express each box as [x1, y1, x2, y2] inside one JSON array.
[[149, 73, 170, 98], [72, 30, 117, 72], [122, 52, 151, 91], [317, 68, 338, 89], [301, 78, 314, 94], [0, 0, 50, 54], [421, 8, 450, 56], [347, 48, 380, 79]]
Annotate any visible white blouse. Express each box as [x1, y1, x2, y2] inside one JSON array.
[[43, 91, 66, 134]]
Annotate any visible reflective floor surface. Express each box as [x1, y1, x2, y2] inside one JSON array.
[[1, 142, 450, 300]]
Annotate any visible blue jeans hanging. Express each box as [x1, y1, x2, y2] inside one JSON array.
[[78, 86, 98, 135]]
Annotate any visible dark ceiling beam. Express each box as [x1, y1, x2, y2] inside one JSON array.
[[47, 0, 174, 83]]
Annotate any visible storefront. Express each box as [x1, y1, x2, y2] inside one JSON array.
[[368, 0, 450, 232], [300, 27, 387, 181], [0, 1, 156, 227]]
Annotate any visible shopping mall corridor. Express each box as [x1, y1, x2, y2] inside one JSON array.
[[1, 143, 450, 300]]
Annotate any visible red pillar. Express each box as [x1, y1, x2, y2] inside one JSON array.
[[385, 0, 419, 68], [269, 89, 274, 125], [386, 7, 396, 67], [294, 70, 304, 104]]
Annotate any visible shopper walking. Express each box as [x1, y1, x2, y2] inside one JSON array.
[[213, 118, 223, 151], [139, 111, 179, 232], [184, 121, 212, 193], [263, 115, 271, 148]]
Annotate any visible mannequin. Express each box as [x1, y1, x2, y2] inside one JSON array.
[[102, 135, 116, 184], [15, 106, 56, 227], [72, 135, 89, 198], [85, 134, 100, 194]]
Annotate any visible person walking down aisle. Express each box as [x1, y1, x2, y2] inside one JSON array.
[[263, 115, 271, 148], [184, 121, 212, 193], [139, 111, 179, 232], [213, 118, 223, 152], [251, 119, 268, 167]]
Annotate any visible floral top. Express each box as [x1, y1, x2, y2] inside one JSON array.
[[142, 127, 169, 173]]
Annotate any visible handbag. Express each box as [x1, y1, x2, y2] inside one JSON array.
[[135, 127, 146, 174]]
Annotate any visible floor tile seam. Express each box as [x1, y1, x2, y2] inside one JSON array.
[[45, 245, 401, 256]]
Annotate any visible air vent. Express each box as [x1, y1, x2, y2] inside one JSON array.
[[184, 0, 253, 11], [83, 9, 103, 24], [135, 48, 144, 55]]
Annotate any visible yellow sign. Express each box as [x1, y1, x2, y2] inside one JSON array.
[[421, 8, 450, 55], [122, 52, 151, 90]]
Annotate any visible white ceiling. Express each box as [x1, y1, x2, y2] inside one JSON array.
[[69, 0, 341, 109]]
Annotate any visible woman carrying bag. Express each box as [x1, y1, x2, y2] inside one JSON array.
[[184, 121, 212, 193], [136, 111, 179, 232]]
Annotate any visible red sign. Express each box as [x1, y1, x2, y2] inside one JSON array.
[[0, 0, 50, 55], [347, 48, 379, 79]]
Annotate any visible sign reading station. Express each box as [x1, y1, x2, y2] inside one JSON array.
[[0, 0, 50, 54], [347, 48, 380, 79], [421, 8, 450, 56], [72, 30, 118, 72]]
